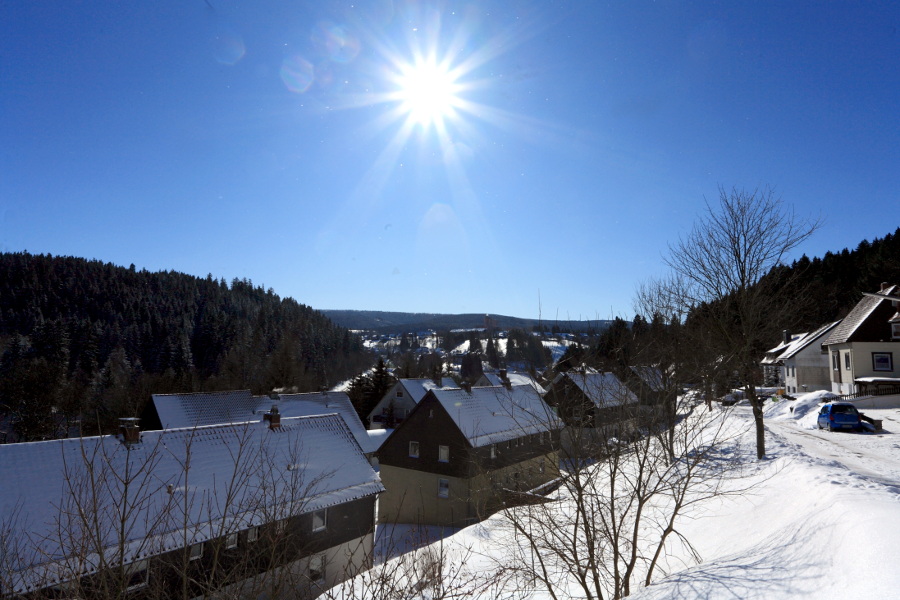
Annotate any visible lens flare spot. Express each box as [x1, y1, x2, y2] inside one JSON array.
[[280, 56, 315, 94], [212, 31, 246, 65], [313, 22, 361, 64]]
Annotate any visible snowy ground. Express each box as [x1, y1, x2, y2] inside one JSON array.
[[333, 393, 900, 599]]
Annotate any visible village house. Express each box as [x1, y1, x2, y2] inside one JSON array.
[[366, 377, 456, 429], [376, 385, 562, 528], [0, 412, 383, 600], [821, 282, 900, 395], [544, 370, 640, 456], [761, 322, 841, 394], [474, 369, 547, 395]]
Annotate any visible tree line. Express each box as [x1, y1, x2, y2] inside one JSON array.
[[0, 252, 372, 440]]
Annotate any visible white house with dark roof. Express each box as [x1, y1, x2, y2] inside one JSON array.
[[821, 283, 900, 395], [376, 385, 562, 527], [0, 412, 383, 599], [366, 377, 457, 429], [773, 321, 841, 394]]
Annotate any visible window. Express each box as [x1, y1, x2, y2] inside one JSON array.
[[409, 441, 420, 458], [189, 542, 203, 561], [539, 457, 545, 474], [893, 323, 900, 340], [873, 352, 893, 372], [396, 389, 404, 397], [275, 519, 287, 535], [126, 559, 149, 592], [309, 553, 326, 582], [246, 526, 259, 543], [312, 508, 327, 532], [832, 352, 840, 370], [844, 353, 851, 370], [438, 445, 449, 463], [225, 533, 238, 549], [438, 478, 450, 498], [490, 444, 496, 459], [539, 431, 545, 444]]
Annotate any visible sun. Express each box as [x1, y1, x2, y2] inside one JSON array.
[[392, 58, 462, 128]]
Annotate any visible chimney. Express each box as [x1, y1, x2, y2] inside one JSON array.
[[263, 405, 281, 430], [119, 418, 141, 446], [881, 282, 890, 293], [782, 330, 791, 345], [499, 368, 511, 390], [461, 381, 472, 393]]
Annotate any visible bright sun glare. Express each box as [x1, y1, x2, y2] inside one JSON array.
[[393, 59, 461, 128]]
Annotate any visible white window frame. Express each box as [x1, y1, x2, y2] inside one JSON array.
[[246, 526, 259, 543], [309, 553, 326, 582], [409, 441, 420, 458], [312, 508, 327, 533], [873, 352, 893, 372], [844, 353, 851, 370], [438, 478, 450, 498], [225, 533, 238, 550], [189, 542, 204, 561], [125, 559, 149, 592], [438, 445, 450, 463], [490, 444, 496, 459]]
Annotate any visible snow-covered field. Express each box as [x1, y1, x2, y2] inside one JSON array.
[[333, 393, 900, 599]]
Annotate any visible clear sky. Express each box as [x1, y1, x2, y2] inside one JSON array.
[[2, 1, 898, 321]]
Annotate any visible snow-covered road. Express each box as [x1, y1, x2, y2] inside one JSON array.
[[767, 410, 900, 488]]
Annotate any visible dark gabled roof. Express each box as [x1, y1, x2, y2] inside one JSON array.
[[822, 285, 899, 346], [779, 321, 841, 359]]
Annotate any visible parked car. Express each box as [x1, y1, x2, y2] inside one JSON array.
[[817, 402, 861, 432]]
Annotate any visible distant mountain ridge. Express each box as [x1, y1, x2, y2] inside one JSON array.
[[321, 309, 614, 333]]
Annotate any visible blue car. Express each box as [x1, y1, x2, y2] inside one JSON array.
[[817, 402, 861, 431]]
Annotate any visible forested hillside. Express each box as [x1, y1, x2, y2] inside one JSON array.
[[774, 226, 900, 329], [0, 253, 371, 440]]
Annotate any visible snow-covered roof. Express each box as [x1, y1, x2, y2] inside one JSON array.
[[274, 392, 379, 454], [152, 390, 376, 454], [479, 371, 547, 394], [152, 389, 256, 429], [778, 321, 841, 360], [761, 334, 803, 365], [822, 285, 899, 346], [0, 414, 383, 594], [629, 366, 666, 392], [556, 371, 639, 408], [397, 378, 458, 404], [430, 386, 562, 448]]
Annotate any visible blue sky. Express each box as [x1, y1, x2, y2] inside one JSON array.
[[2, 1, 898, 321]]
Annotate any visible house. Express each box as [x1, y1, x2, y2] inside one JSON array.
[[474, 369, 547, 395], [544, 371, 640, 456], [820, 283, 900, 395], [761, 331, 803, 387], [0, 412, 384, 600], [376, 385, 562, 528], [366, 377, 457, 429], [147, 389, 381, 457], [768, 321, 841, 394], [625, 365, 668, 404]]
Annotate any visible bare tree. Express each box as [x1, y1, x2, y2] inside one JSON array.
[[662, 186, 820, 458], [491, 392, 751, 600]]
